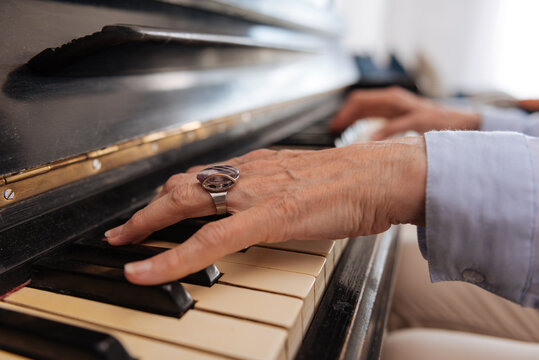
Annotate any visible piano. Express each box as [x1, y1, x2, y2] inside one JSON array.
[[0, 1, 398, 359]]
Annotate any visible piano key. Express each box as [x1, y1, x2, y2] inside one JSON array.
[[143, 240, 180, 249], [334, 118, 386, 147], [0, 302, 225, 360], [6, 288, 288, 360], [183, 283, 303, 359], [333, 238, 349, 263], [220, 247, 327, 306], [149, 216, 222, 243], [0, 302, 226, 360], [144, 241, 327, 306], [0, 306, 133, 360], [69, 242, 221, 286], [256, 239, 337, 283], [215, 261, 316, 332], [144, 238, 317, 332], [30, 259, 193, 317], [258, 239, 335, 257]]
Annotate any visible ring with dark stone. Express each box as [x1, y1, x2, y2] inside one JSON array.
[[197, 164, 239, 215]]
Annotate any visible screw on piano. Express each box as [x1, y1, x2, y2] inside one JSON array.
[[91, 159, 102, 170], [3, 189, 15, 201]]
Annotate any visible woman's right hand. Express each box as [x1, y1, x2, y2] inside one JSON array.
[[330, 87, 481, 140]]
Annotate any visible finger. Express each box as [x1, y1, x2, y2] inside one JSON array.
[[370, 115, 417, 140], [124, 207, 283, 285], [518, 99, 539, 113], [105, 181, 213, 246], [330, 88, 413, 132]]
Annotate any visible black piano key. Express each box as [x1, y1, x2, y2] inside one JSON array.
[[71, 240, 221, 286], [0, 307, 133, 360], [29, 260, 193, 318], [150, 215, 224, 243], [147, 215, 250, 253]]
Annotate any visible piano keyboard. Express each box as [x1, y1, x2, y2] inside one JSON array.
[[0, 117, 374, 360], [1, 234, 349, 360]]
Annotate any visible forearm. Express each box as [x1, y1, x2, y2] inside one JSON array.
[[422, 131, 539, 307]]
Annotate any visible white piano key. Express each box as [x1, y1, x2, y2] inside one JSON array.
[[5, 288, 287, 360], [0, 302, 225, 360], [220, 247, 327, 306], [257, 240, 335, 257], [143, 241, 326, 305], [256, 240, 337, 283], [183, 283, 303, 359], [215, 261, 316, 332], [333, 238, 350, 263], [143, 240, 327, 322]]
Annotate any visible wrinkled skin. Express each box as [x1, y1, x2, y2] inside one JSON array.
[[330, 87, 481, 139], [105, 137, 427, 285]]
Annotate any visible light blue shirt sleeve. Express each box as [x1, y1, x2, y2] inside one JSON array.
[[422, 131, 539, 308], [480, 107, 539, 137]]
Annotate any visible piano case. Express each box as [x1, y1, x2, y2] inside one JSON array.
[[0, 1, 397, 359]]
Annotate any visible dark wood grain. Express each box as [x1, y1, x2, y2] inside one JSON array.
[[297, 230, 398, 360]]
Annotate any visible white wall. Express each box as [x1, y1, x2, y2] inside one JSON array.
[[336, 0, 539, 98]]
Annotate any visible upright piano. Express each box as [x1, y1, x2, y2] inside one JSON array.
[[0, 1, 398, 359]]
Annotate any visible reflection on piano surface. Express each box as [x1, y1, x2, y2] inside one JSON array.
[[0, 1, 397, 359]]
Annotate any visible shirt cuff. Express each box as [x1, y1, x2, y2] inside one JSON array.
[[424, 131, 538, 307], [480, 106, 528, 132]]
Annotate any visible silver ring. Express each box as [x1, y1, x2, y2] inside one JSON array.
[[197, 164, 239, 215]]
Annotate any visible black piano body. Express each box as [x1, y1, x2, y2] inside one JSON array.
[[0, 1, 398, 359]]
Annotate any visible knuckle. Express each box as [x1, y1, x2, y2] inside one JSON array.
[[171, 186, 194, 207], [240, 149, 267, 161], [278, 149, 294, 157], [162, 248, 183, 272], [197, 222, 228, 248], [163, 180, 174, 193], [163, 175, 181, 192], [252, 148, 273, 157], [129, 210, 146, 229]]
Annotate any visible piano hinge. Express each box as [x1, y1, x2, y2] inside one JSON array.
[[0, 89, 341, 207]]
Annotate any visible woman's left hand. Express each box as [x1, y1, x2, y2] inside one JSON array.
[[105, 137, 427, 285]]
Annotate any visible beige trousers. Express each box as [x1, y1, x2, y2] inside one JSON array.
[[382, 225, 539, 360]]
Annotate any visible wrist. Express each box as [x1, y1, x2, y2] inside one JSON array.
[[449, 110, 481, 130], [386, 136, 427, 226]]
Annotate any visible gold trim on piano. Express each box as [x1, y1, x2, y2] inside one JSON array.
[[0, 90, 339, 207]]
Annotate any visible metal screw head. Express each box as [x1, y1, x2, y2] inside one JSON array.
[[3, 189, 14, 201], [91, 159, 102, 171]]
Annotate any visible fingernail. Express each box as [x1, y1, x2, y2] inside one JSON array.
[[125, 260, 152, 275], [105, 225, 124, 239]]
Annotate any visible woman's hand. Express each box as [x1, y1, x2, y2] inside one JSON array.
[[330, 87, 481, 139], [105, 137, 427, 285]]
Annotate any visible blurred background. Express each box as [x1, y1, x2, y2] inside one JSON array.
[[335, 0, 539, 99]]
